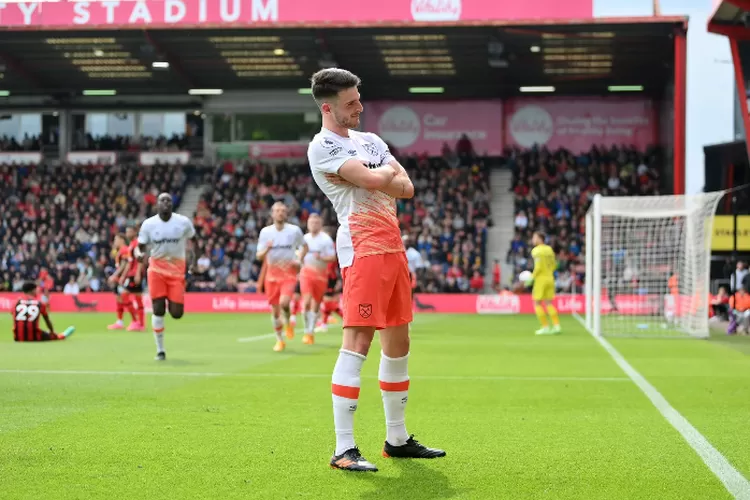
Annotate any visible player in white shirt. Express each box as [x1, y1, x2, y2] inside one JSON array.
[[136, 193, 197, 361], [306, 68, 445, 472], [256, 202, 306, 352], [297, 213, 337, 345]]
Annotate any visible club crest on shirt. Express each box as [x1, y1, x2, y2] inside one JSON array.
[[321, 137, 338, 149], [362, 143, 379, 156]]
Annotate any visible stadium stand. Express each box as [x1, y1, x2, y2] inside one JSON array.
[[71, 133, 189, 152], [191, 146, 492, 293], [506, 145, 664, 292], [0, 162, 188, 293], [1, 139, 492, 294], [0, 134, 46, 151]]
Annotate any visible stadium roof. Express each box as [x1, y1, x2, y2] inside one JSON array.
[[0, 17, 686, 104]]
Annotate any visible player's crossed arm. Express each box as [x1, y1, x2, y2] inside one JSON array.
[[332, 158, 398, 190], [378, 160, 414, 199], [325, 159, 412, 198]]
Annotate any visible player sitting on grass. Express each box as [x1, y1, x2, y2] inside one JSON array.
[[13, 282, 75, 342], [525, 231, 561, 335]]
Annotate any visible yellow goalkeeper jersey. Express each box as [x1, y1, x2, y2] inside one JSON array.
[[531, 244, 556, 280]]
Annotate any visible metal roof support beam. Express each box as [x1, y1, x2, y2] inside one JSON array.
[[143, 30, 195, 89], [708, 23, 750, 39]]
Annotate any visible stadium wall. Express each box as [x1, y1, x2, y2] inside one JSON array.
[[0, 292, 674, 316]]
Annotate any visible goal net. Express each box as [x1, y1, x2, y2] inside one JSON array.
[[576, 192, 725, 338]]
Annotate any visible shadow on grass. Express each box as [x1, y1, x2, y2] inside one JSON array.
[[344, 459, 472, 500]]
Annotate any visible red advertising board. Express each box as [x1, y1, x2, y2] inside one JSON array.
[[0, 0, 593, 29], [363, 101, 503, 156], [0, 292, 670, 316], [504, 98, 658, 153]]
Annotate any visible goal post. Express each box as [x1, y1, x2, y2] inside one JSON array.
[[575, 191, 725, 338]]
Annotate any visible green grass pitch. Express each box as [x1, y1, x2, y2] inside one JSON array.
[[1, 312, 750, 500]]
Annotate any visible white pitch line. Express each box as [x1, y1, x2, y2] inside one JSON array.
[[0, 369, 628, 383], [237, 333, 277, 343], [591, 333, 750, 499]]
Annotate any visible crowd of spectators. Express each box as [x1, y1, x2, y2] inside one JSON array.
[[0, 133, 492, 295], [506, 144, 664, 293], [71, 133, 189, 152], [0, 139, 670, 297], [0, 162, 187, 293], [0, 134, 47, 151], [190, 145, 492, 293]]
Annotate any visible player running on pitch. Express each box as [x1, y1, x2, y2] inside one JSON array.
[[256, 201, 306, 352], [123, 225, 146, 330], [108, 232, 139, 331], [316, 255, 344, 333], [12, 281, 74, 342], [525, 231, 561, 335], [136, 193, 197, 361], [307, 68, 445, 472], [298, 213, 337, 345]]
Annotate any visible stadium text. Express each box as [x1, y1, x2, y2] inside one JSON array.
[[0, 0, 279, 26], [0, 0, 592, 28]]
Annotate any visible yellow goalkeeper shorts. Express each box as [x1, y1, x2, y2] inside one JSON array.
[[532, 278, 555, 301]]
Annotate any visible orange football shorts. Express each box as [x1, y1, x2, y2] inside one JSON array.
[[341, 252, 413, 330]]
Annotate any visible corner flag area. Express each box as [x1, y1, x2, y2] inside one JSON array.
[[1, 312, 749, 499]]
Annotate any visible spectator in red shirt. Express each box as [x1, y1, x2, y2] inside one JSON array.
[[492, 260, 501, 291], [469, 271, 484, 292]]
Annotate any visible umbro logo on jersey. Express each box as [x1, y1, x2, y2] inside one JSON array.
[[329, 147, 343, 157], [363, 143, 378, 156], [348, 150, 357, 156], [321, 137, 338, 149], [365, 163, 380, 170]]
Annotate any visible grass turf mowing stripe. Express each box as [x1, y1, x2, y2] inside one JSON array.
[[592, 332, 750, 500], [0, 369, 629, 382]]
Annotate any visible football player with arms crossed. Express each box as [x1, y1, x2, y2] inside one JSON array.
[[136, 193, 198, 361], [307, 68, 445, 472], [298, 213, 337, 344], [256, 201, 306, 352]]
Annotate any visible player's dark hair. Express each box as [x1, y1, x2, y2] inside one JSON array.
[[533, 231, 546, 242], [116, 232, 126, 241], [310, 68, 361, 103], [22, 281, 37, 294]]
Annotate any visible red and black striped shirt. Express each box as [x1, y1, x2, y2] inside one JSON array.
[[12, 298, 46, 342]]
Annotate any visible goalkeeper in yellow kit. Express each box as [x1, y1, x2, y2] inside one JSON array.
[[525, 232, 561, 335]]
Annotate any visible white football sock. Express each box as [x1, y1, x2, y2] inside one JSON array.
[[271, 315, 283, 342], [332, 349, 366, 456], [305, 311, 317, 334], [379, 351, 410, 447], [151, 315, 165, 353]]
